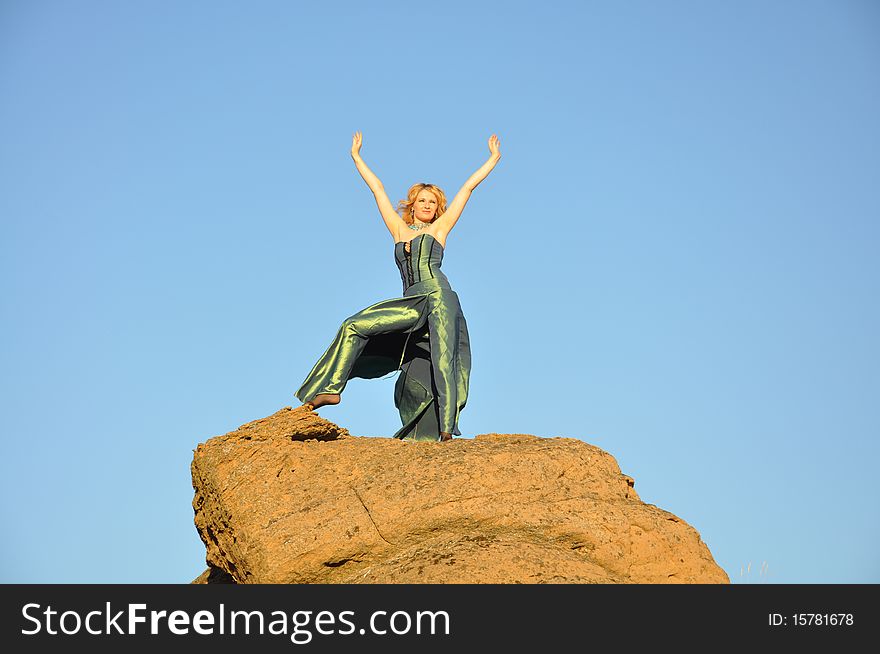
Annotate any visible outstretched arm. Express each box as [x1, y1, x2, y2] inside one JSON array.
[[433, 134, 501, 235], [351, 131, 407, 240]]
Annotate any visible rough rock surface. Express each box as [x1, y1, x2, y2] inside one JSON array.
[[191, 406, 728, 584]]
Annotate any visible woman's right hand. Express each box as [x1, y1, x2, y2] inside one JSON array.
[[351, 131, 363, 158]]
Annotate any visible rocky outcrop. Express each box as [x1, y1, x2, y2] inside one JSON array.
[[191, 406, 729, 584]]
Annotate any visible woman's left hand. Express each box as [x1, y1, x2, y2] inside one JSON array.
[[488, 134, 501, 159]]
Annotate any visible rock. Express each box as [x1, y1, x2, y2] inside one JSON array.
[[190, 406, 728, 584], [191, 565, 235, 584]]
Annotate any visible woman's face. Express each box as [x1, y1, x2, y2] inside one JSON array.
[[414, 189, 438, 222]]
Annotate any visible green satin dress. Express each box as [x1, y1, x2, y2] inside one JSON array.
[[294, 232, 471, 441]]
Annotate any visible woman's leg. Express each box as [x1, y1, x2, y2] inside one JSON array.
[[295, 298, 426, 407], [427, 290, 463, 436], [391, 294, 470, 442]]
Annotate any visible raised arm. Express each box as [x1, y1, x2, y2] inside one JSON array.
[[350, 131, 407, 241], [432, 134, 501, 237]]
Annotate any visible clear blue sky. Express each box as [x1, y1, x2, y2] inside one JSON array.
[[2, 0, 877, 584]]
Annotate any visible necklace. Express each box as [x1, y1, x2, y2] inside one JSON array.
[[408, 220, 428, 231]]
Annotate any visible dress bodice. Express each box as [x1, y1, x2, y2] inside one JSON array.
[[394, 233, 451, 292]]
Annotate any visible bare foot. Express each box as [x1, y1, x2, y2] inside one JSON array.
[[440, 432, 453, 442], [308, 393, 341, 410]]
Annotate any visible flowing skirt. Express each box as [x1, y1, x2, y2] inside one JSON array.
[[294, 278, 470, 441]]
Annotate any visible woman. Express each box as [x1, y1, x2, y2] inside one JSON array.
[[295, 131, 501, 441]]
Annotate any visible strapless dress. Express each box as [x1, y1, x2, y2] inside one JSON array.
[[295, 232, 470, 440]]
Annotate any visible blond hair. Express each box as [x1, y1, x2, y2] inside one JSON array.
[[397, 183, 447, 226]]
